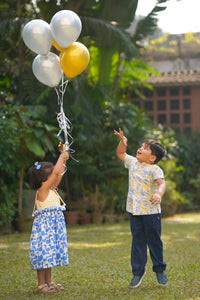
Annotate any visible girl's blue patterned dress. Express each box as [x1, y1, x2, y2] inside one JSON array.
[[30, 205, 68, 270]]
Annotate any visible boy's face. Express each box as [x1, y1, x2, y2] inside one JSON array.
[[136, 143, 156, 164]]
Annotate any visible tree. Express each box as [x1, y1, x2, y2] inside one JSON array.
[[0, 0, 172, 224], [0, 103, 58, 225]]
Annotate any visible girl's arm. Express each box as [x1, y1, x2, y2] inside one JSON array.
[[114, 128, 127, 162], [38, 151, 69, 201], [52, 158, 67, 188]]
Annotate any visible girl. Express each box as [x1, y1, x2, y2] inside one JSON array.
[[29, 150, 69, 294]]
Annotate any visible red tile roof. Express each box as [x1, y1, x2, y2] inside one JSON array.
[[147, 70, 200, 86]]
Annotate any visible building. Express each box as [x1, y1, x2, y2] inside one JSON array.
[[131, 33, 200, 133]]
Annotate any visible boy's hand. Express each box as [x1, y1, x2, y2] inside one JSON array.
[[150, 193, 162, 205], [114, 128, 128, 146]]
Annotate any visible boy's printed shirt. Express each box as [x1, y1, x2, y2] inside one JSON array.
[[124, 154, 164, 215]]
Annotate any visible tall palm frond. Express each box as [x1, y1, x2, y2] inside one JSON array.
[[81, 16, 139, 56], [133, 0, 169, 41]]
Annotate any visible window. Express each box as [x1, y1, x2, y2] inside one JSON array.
[[170, 114, 180, 124], [170, 87, 179, 96], [144, 101, 153, 111], [157, 100, 166, 110], [183, 87, 190, 95], [158, 114, 166, 124], [184, 127, 191, 135], [184, 113, 191, 124], [148, 115, 153, 121], [144, 89, 153, 97], [131, 91, 138, 98], [170, 99, 179, 110], [133, 101, 141, 108], [183, 99, 191, 109], [157, 88, 166, 97]]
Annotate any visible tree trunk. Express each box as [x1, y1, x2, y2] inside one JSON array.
[[18, 165, 24, 217], [80, 175, 85, 199], [64, 172, 71, 202]]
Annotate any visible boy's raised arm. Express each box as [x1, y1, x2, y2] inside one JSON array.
[[114, 128, 127, 162]]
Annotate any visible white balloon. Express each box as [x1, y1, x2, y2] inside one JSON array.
[[23, 19, 53, 55], [50, 10, 82, 48], [32, 52, 62, 87]]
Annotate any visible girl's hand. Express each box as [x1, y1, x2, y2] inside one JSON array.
[[114, 128, 128, 146], [62, 151, 69, 161]]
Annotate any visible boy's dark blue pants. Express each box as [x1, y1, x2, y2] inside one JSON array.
[[129, 213, 166, 276]]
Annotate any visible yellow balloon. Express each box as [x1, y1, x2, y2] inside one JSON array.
[[60, 42, 90, 79], [52, 39, 63, 51]]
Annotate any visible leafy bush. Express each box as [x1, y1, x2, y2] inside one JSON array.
[[0, 105, 21, 225], [162, 179, 188, 216], [0, 182, 17, 226], [0, 104, 57, 225]]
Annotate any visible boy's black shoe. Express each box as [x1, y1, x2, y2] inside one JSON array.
[[156, 271, 168, 287], [130, 272, 146, 288]]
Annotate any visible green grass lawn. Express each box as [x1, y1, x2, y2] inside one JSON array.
[[0, 212, 200, 300]]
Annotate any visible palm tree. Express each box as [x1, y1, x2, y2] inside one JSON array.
[[0, 0, 169, 223], [32, 0, 168, 88]]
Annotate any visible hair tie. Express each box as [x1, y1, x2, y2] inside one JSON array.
[[34, 162, 41, 170]]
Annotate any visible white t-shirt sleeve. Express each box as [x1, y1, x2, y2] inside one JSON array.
[[152, 165, 164, 179], [124, 154, 137, 169]]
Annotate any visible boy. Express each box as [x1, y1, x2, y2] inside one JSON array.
[[114, 128, 167, 288]]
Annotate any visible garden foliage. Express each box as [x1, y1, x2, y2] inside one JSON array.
[[0, 0, 200, 226]]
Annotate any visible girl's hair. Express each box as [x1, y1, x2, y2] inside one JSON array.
[[144, 139, 166, 164], [28, 162, 54, 189]]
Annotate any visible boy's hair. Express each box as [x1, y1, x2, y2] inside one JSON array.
[[28, 162, 54, 189], [144, 139, 166, 164]]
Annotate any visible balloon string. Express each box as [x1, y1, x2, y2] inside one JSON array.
[[55, 75, 78, 163]]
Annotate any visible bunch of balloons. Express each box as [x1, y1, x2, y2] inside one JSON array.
[[23, 10, 90, 87], [23, 10, 89, 155]]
